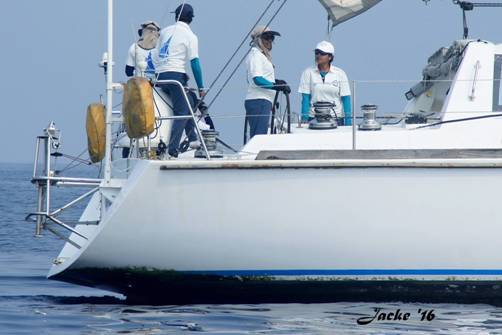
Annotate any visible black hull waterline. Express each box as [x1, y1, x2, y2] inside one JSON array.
[[52, 268, 502, 305]]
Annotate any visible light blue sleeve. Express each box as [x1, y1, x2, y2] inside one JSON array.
[[253, 76, 275, 89], [342, 95, 352, 126], [301, 94, 311, 121], [190, 58, 205, 90]]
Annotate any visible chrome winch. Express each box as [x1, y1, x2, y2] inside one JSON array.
[[358, 104, 382, 131], [309, 101, 338, 130], [195, 129, 223, 158]]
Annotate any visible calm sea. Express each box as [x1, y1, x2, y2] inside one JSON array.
[[1, 163, 502, 334]]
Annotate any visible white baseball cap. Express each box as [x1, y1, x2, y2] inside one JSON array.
[[315, 41, 335, 55]]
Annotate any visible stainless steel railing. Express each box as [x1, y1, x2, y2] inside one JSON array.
[[27, 123, 102, 247], [155, 80, 211, 160]]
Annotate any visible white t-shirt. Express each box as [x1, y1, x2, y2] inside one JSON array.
[[126, 43, 155, 78], [153, 21, 199, 74], [298, 66, 351, 118], [246, 47, 276, 103]]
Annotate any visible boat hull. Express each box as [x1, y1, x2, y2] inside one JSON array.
[[52, 267, 502, 305], [49, 159, 502, 303]]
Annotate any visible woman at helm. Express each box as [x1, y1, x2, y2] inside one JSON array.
[[298, 41, 352, 125], [245, 26, 290, 139]]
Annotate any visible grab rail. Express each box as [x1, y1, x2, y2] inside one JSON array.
[[469, 60, 481, 101], [155, 80, 211, 160]]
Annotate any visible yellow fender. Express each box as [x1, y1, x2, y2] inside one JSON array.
[[86, 103, 106, 163], [122, 77, 155, 139]]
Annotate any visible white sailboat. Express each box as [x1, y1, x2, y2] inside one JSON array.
[[28, 0, 502, 304]]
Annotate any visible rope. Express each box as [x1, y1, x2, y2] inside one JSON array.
[[56, 148, 94, 174], [216, 138, 239, 153]]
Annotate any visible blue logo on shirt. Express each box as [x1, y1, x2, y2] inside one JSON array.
[[159, 37, 172, 59], [146, 52, 155, 74]]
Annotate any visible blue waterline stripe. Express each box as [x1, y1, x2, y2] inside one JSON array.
[[185, 269, 502, 276]]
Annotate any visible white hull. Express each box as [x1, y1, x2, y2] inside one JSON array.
[[46, 158, 502, 302], [32, 39, 502, 303]]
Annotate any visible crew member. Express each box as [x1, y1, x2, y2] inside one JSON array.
[[298, 41, 352, 125], [125, 21, 161, 78], [154, 3, 206, 157], [245, 26, 290, 139]]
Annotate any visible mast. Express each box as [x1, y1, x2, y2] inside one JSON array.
[[104, 0, 113, 183]]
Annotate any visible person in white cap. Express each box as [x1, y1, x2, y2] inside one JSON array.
[[125, 21, 161, 78], [245, 25, 290, 139], [298, 41, 352, 125]]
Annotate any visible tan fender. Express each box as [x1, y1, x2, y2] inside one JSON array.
[[122, 77, 155, 139], [86, 103, 106, 163]]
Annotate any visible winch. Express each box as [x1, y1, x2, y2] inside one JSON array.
[[358, 104, 382, 131], [195, 130, 223, 158], [309, 102, 338, 130]]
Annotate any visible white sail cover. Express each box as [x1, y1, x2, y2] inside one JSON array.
[[319, 0, 382, 27]]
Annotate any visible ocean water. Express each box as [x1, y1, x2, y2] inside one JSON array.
[[2, 162, 502, 334]]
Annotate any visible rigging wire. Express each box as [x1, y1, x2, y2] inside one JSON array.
[[154, 0, 186, 83], [55, 148, 93, 174], [206, 0, 289, 111], [55, 152, 91, 165], [179, 0, 288, 149], [201, 0, 276, 99], [123, 1, 278, 155], [179, 0, 281, 136], [412, 113, 502, 130]]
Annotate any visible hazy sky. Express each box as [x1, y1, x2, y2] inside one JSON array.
[[2, 0, 502, 163]]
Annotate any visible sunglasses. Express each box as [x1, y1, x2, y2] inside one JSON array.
[[261, 33, 276, 42], [315, 49, 331, 56]]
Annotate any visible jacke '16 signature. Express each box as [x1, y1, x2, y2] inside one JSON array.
[[357, 308, 436, 325]]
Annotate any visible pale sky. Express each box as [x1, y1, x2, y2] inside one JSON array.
[[1, 0, 501, 163]]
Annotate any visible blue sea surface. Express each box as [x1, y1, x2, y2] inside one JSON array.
[[2, 163, 502, 334]]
